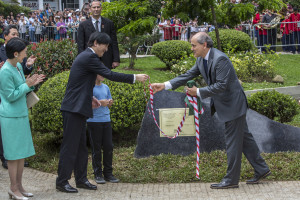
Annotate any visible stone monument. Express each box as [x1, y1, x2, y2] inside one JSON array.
[[134, 90, 300, 158]]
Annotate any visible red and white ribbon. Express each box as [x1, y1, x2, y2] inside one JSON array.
[[144, 79, 204, 179]]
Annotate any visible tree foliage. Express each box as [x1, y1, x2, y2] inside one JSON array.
[[163, 0, 285, 27], [0, 1, 30, 17], [101, 0, 162, 68]]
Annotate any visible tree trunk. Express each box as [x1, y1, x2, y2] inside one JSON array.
[[210, 4, 221, 50], [129, 53, 136, 69]]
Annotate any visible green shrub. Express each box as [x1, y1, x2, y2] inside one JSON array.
[[248, 90, 299, 123], [170, 54, 206, 87], [32, 71, 147, 139], [209, 29, 253, 52], [27, 39, 77, 79], [170, 54, 196, 77], [151, 40, 192, 69], [0, 38, 4, 46], [229, 50, 277, 82], [32, 71, 69, 133]]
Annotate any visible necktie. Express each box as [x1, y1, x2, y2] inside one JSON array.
[[203, 59, 208, 77], [95, 20, 99, 32]]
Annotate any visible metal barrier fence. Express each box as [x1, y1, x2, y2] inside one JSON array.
[[136, 25, 214, 55], [17, 25, 78, 42], [238, 22, 300, 53], [15, 22, 300, 54]]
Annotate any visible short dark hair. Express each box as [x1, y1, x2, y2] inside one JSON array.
[[87, 32, 111, 47], [3, 25, 18, 37], [6, 38, 29, 59], [196, 33, 214, 48]]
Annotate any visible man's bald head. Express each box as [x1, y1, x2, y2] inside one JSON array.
[[193, 32, 214, 48]]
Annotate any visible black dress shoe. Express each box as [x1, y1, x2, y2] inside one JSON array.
[[95, 176, 106, 184], [24, 161, 29, 167], [56, 183, 78, 193], [2, 160, 8, 169], [104, 175, 119, 183], [210, 181, 239, 189], [246, 170, 271, 184], [76, 180, 97, 190]]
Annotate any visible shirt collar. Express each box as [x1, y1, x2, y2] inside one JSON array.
[[88, 47, 95, 54], [91, 16, 101, 24], [204, 48, 211, 60]]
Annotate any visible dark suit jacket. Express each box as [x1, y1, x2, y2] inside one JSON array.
[[77, 17, 120, 69], [61, 48, 133, 118], [0, 45, 32, 75], [169, 48, 248, 122]]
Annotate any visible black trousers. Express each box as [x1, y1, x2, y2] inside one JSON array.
[[87, 122, 113, 177], [222, 114, 270, 184], [56, 111, 88, 185]]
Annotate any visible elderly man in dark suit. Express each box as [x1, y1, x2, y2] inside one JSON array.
[[152, 32, 270, 189], [77, 0, 120, 69], [56, 32, 148, 193], [0, 25, 36, 170]]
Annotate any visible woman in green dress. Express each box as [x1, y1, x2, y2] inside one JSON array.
[[0, 38, 45, 200]]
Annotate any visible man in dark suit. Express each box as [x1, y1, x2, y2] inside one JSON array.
[[152, 32, 270, 189], [77, 0, 120, 69], [0, 25, 36, 169], [56, 32, 148, 193]]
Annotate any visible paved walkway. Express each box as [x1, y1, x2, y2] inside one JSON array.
[[0, 167, 300, 200]]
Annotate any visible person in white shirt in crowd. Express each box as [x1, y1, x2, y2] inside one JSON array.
[[158, 17, 167, 42], [18, 16, 27, 40]]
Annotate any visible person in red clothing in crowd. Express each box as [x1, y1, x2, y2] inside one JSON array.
[[258, 14, 267, 52], [289, 8, 300, 53], [163, 19, 173, 41], [253, 12, 261, 48], [171, 19, 182, 40], [280, 13, 296, 53]]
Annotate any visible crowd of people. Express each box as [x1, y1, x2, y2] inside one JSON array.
[[251, 8, 300, 54], [156, 15, 215, 42], [0, 5, 92, 42]]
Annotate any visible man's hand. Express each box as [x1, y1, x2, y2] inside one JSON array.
[[26, 55, 37, 67], [99, 99, 110, 107], [151, 83, 165, 94], [186, 86, 198, 97], [92, 96, 101, 109], [112, 62, 120, 69], [0, 61, 4, 69], [135, 74, 149, 83]]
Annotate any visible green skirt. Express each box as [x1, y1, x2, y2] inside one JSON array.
[[0, 116, 35, 160]]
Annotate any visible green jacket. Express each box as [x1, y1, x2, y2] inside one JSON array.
[[0, 61, 33, 118]]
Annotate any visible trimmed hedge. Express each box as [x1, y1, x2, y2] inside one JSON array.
[[248, 90, 299, 123], [151, 40, 192, 69], [32, 71, 147, 139], [27, 39, 77, 80], [229, 50, 276, 82], [208, 29, 253, 52], [32, 71, 69, 133]]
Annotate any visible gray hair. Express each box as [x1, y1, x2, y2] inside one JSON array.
[[196, 33, 213, 48]]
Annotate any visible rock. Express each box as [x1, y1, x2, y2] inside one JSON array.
[[134, 90, 300, 158], [272, 75, 284, 83]]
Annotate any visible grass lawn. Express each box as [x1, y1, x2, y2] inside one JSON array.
[[27, 53, 300, 183]]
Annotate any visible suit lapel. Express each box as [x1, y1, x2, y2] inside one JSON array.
[[88, 18, 96, 33]]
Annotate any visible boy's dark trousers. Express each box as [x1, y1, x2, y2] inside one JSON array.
[[87, 122, 113, 177]]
